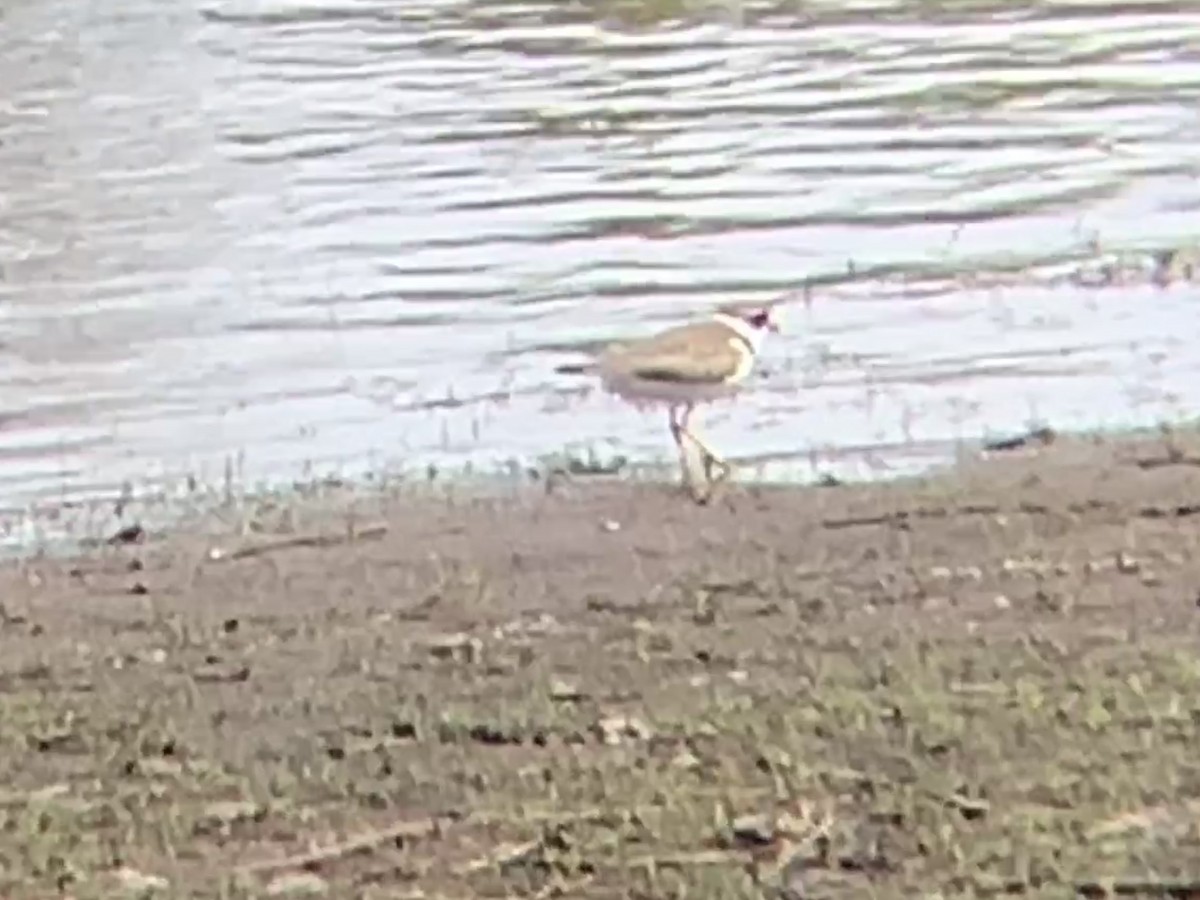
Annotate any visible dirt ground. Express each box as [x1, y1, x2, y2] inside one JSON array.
[[3, 429, 1200, 900]]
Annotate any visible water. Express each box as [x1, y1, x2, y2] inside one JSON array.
[[2, 0, 1200, 545]]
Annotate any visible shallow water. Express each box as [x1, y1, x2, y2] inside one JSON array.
[[2, 0, 1200, 546]]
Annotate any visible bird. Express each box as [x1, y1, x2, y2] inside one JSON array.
[[554, 299, 785, 502]]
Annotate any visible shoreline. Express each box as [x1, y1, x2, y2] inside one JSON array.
[[0, 417, 1165, 564]]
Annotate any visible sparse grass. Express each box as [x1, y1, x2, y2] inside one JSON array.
[[2, 429, 1200, 897], [3, 621, 1198, 898]]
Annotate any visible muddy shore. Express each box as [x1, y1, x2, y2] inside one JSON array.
[[2, 429, 1200, 899]]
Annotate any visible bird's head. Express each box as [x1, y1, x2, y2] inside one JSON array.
[[719, 301, 785, 336]]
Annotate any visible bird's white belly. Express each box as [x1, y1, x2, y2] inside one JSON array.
[[599, 373, 742, 407]]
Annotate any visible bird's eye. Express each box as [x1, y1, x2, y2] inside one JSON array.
[[748, 311, 770, 329]]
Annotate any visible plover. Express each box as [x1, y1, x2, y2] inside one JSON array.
[[555, 300, 784, 502]]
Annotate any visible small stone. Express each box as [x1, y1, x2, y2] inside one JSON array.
[[427, 633, 482, 663], [193, 662, 251, 684], [527, 613, 559, 633], [728, 669, 749, 684], [266, 873, 329, 896], [672, 750, 702, 771], [595, 715, 651, 745], [929, 566, 952, 580], [994, 594, 1012, 610], [500, 613, 559, 637], [137, 758, 183, 777], [549, 679, 585, 702], [601, 519, 621, 533], [199, 800, 262, 829], [1116, 551, 1140, 574], [114, 867, 169, 896], [730, 813, 775, 845], [107, 524, 146, 546]]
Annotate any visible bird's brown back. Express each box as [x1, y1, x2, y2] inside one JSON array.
[[598, 321, 752, 385]]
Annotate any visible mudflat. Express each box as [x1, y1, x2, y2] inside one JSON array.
[[2, 430, 1200, 899]]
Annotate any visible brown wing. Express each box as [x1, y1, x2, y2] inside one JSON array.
[[601, 322, 746, 384]]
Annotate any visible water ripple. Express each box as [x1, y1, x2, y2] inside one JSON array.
[[2, 0, 1200, 545]]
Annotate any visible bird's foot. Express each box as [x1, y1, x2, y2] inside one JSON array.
[[673, 427, 733, 505], [702, 452, 733, 486], [686, 476, 716, 505], [676, 452, 732, 506]]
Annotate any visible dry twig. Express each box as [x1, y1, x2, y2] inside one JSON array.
[[218, 523, 388, 562]]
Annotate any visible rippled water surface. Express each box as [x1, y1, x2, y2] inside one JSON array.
[[2, 0, 1200, 541]]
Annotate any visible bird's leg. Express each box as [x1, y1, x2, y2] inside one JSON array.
[[668, 404, 685, 451], [669, 404, 699, 492], [677, 407, 732, 485], [672, 405, 724, 504]]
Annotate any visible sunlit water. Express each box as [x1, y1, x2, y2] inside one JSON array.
[[2, 0, 1200, 548]]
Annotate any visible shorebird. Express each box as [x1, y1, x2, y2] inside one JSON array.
[[555, 299, 784, 502]]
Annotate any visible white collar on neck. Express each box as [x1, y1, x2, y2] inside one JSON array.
[[712, 311, 766, 355]]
